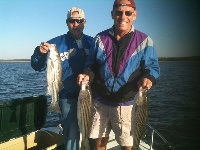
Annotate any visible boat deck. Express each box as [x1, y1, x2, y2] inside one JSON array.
[[107, 130, 151, 150], [43, 126, 151, 150]]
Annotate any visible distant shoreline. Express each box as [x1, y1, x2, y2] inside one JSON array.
[[0, 56, 199, 62], [158, 56, 200, 61], [0, 59, 30, 62]]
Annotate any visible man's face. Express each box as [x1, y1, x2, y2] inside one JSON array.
[[67, 11, 86, 39], [112, 2, 136, 33]]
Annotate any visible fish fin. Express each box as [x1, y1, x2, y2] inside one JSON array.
[[48, 102, 61, 113], [46, 87, 51, 95], [81, 139, 90, 150], [79, 133, 82, 150]]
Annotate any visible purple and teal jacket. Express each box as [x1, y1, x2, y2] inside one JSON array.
[[84, 26, 160, 106]]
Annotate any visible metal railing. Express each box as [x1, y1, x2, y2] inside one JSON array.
[[147, 123, 175, 150]]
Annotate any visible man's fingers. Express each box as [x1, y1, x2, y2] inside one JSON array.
[[137, 78, 152, 90], [77, 74, 89, 85], [40, 42, 50, 53]]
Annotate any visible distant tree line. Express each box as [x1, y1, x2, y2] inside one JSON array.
[[0, 59, 30, 62], [158, 56, 200, 61]]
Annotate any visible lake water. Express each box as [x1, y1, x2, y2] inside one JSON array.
[[0, 61, 199, 150]]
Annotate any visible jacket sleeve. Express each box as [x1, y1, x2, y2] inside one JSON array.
[[31, 46, 48, 72], [83, 36, 98, 82], [142, 38, 160, 85]]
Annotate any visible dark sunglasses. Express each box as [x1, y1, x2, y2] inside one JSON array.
[[68, 19, 85, 24], [115, 11, 133, 16]]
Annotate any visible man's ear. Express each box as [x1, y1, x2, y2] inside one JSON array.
[[83, 19, 86, 26], [111, 11, 114, 19], [133, 10, 137, 20]]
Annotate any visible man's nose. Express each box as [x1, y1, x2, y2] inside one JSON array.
[[74, 21, 80, 26]]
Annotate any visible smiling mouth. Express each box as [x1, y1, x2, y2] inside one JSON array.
[[74, 26, 82, 30], [119, 21, 127, 26]]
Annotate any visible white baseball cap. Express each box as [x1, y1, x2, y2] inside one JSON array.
[[67, 7, 85, 20]]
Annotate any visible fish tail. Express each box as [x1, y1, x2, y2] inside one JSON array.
[[81, 139, 90, 150], [48, 102, 61, 113]]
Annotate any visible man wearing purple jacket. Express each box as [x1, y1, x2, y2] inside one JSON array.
[[78, 0, 160, 149]]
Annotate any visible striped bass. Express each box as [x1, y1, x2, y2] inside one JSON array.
[[132, 87, 148, 150], [77, 83, 92, 150], [46, 44, 63, 113]]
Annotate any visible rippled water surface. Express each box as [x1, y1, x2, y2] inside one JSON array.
[[0, 61, 199, 150]]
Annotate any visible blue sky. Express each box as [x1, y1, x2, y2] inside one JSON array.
[[0, 0, 199, 59]]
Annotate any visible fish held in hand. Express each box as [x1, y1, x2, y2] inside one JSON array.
[[77, 83, 92, 150], [132, 87, 148, 150], [46, 44, 63, 113]]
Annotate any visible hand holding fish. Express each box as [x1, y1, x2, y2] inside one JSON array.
[[137, 78, 152, 90], [40, 42, 51, 54], [77, 74, 89, 86]]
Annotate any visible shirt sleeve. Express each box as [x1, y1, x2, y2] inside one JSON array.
[[31, 46, 48, 72]]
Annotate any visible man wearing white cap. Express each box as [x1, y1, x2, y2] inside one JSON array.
[[31, 7, 93, 150]]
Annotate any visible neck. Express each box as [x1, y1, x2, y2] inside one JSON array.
[[73, 35, 82, 40], [69, 32, 83, 40], [115, 31, 129, 41], [74, 34, 83, 40], [114, 27, 131, 41]]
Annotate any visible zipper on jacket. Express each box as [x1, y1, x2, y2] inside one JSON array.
[[110, 77, 116, 93]]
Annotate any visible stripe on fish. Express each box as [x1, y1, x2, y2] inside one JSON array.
[[132, 87, 148, 150], [46, 44, 63, 113], [77, 83, 92, 150]]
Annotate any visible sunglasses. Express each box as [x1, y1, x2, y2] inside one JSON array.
[[115, 11, 133, 16], [68, 19, 85, 24]]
